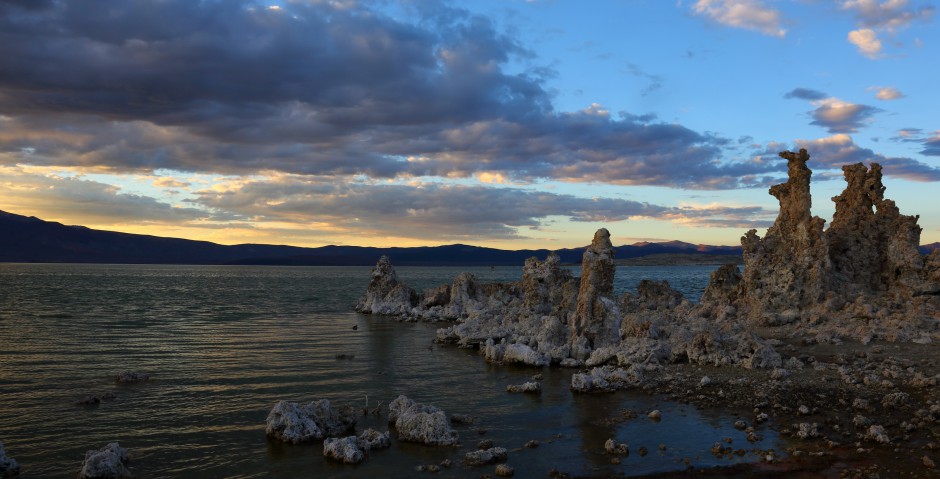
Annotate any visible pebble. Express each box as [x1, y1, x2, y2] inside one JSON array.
[[648, 410, 661, 420]]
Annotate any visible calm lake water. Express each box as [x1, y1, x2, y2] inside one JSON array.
[[0, 263, 775, 478]]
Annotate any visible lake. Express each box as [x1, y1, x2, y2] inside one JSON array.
[[0, 262, 775, 478]]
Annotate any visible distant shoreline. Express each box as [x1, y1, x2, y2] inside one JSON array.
[[614, 253, 743, 266]]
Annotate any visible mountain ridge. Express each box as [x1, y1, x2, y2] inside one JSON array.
[[2, 209, 933, 266]]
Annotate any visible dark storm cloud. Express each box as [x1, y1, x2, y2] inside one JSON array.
[[0, 0, 773, 189], [784, 88, 828, 101], [189, 178, 773, 240]]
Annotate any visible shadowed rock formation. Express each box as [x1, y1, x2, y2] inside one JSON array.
[[571, 228, 620, 355], [359, 150, 938, 373], [740, 149, 830, 325], [730, 150, 939, 328], [827, 162, 933, 298], [355, 255, 418, 315]]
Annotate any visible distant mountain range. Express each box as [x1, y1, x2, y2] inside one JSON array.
[[1, 209, 936, 266]]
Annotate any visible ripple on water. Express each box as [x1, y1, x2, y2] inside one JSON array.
[[0, 263, 772, 478]]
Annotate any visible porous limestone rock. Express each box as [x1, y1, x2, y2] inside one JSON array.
[[501, 343, 548, 367], [571, 365, 644, 393], [265, 399, 357, 443], [265, 400, 322, 443], [464, 447, 508, 466], [522, 252, 578, 317], [388, 395, 459, 446], [506, 382, 541, 394], [725, 149, 940, 336], [495, 463, 515, 476], [305, 399, 358, 437], [0, 442, 19, 478], [571, 228, 620, 354], [740, 149, 830, 324], [699, 264, 742, 318], [865, 425, 891, 444], [357, 428, 391, 451], [604, 438, 629, 455], [77, 443, 130, 479], [323, 436, 364, 464], [827, 162, 934, 297], [355, 256, 418, 315]]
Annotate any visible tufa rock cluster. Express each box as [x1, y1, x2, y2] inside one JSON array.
[[357, 148, 939, 374]]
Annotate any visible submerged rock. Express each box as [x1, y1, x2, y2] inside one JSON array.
[[323, 436, 364, 464], [77, 443, 130, 479], [388, 395, 459, 446], [357, 428, 391, 451], [506, 382, 541, 394], [0, 442, 20, 478], [322, 429, 391, 465], [114, 372, 149, 383], [464, 446, 507, 466], [495, 463, 515, 476], [265, 399, 357, 443]]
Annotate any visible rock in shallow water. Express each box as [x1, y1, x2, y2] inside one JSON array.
[[323, 436, 363, 464], [0, 441, 20, 478], [114, 372, 149, 383], [388, 395, 459, 446], [77, 443, 130, 479], [464, 447, 507, 466], [506, 381, 540, 394], [265, 399, 357, 443]]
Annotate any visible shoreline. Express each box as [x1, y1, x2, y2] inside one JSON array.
[[355, 150, 940, 478]]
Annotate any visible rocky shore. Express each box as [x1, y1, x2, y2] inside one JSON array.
[[356, 149, 940, 476]]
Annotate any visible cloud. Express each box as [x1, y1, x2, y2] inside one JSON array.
[[890, 127, 925, 142], [922, 133, 940, 156], [0, 165, 206, 224], [783, 89, 882, 133], [189, 176, 774, 241], [153, 177, 191, 189], [793, 134, 940, 181], [810, 98, 882, 133], [848, 28, 884, 58], [0, 0, 778, 190], [869, 86, 905, 100], [841, 1, 934, 58], [691, 0, 787, 37], [841, 0, 935, 31], [783, 88, 828, 101]]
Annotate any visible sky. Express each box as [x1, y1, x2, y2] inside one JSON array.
[[0, 0, 938, 249]]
